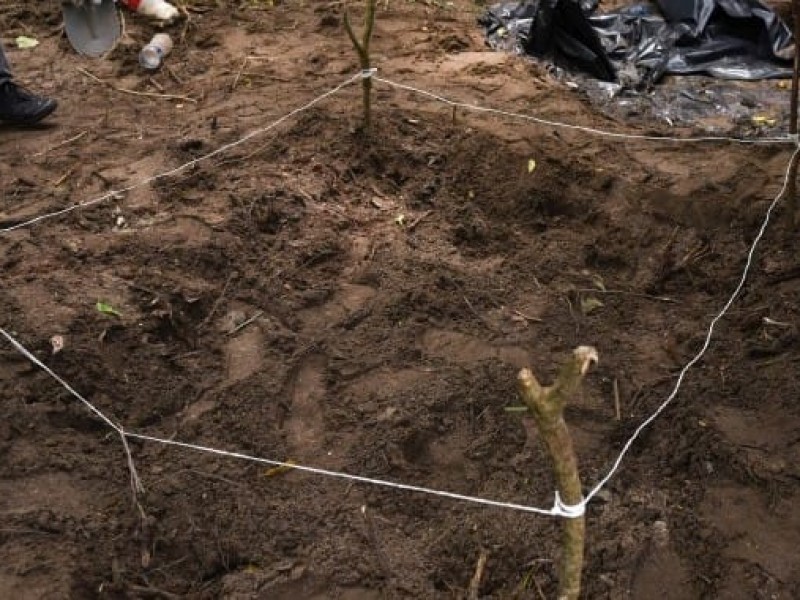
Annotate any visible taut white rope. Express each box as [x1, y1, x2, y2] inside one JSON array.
[[0, 326, 568, 516], [0, 72, 365, 235], [0, 328, 144, 496], [552, 491, 586, 518], [373, 75, 795, 145], [2, 70, 792, 237], [583, 143, 800, 505], [125, 432, 569, 516], [2, 71, 797, 519], [0, 146, 796, 517]]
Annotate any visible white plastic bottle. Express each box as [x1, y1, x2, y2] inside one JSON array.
[[139, 33, 174, 70]]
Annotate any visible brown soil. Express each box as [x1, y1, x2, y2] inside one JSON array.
[[2, 2, 800, 599]]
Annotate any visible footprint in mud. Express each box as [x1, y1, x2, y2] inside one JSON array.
[[343, 233, 373, 279], [0, 474, 98, 598], [286, 355, 330, 465], [702, 485, 800, 589], [297, 283, 376, 331], [225, 324, 264, 383], [138, 215, 214, 248], [630, 521, 694, 599], [182, 317, 265, 423]]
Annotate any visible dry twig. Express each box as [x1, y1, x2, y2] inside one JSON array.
[[468, 551, 489, 600], [360, 505, 392, 580], [33, 130, 88, 157], [77, 67, 197, 103], [227, 311, 264, 336]]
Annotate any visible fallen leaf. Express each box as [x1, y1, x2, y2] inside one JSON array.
[[752, 115, 776, 127], [15, 36, 39, 49], [264, 461, 296, 477], [527, 158, 537, 174], [96, 301, 122, 318], [370, 196, 395, 211], [50, 335, 65, 355], [763, 316, 791, 327], [580, 296, 604, 315], [589, 273, 606, 291], [394, 214, 406, 227]]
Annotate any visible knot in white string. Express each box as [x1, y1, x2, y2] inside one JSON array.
[[361, 67, 377, 79], [551, 491, 585, 519]]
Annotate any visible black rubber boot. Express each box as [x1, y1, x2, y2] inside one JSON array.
[[0, 82, 57, 125]]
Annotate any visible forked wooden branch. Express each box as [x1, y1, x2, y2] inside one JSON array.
[[517, 346, 598, 600]]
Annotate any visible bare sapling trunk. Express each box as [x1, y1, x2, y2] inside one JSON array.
[[786, 0, 800, 226], [786, 153, 799, 228], [517, 346, 598, 600], [343, 0, 376, 131]]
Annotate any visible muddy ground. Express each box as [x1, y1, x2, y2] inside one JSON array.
[[1, 1, 800, 598]]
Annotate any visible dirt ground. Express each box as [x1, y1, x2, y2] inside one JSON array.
[[2, 1, 800, 598]]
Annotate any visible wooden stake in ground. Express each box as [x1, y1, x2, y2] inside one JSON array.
[[467, 550, 488, 600], [517, 346, 598, 600], [785, 0, 800, 225], [343, 0, 377, 130]]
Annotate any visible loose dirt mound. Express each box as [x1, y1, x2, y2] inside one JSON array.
[[1, 2, 799, 598]]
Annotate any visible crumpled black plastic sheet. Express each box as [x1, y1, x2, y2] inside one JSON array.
[[480, 0, 794, 86]]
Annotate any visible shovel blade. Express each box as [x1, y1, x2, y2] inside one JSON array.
[[63, 0, 121, 58]]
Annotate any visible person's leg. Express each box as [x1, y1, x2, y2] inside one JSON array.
[[0, 44, 12, 85], [0, 42, 57, 125]]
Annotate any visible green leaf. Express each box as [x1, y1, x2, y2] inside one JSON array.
[[15, 36, 39, 49], [580, 296, 604, 315], [589, 273, 606, 291], [96, 301, 122, 318]]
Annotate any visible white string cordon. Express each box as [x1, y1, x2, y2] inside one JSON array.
[[2, 70, 789, 237], [551, 491, 585, 519], [124, 432, 565, 516], [373, 76, 795, 146], [0, 130, 795, 520], [1, 71, 796, 519], [0, 72, 365, 235], [0, 326, 566, 516], [583, 144, 800, 505], [0, 327, 144, 496]]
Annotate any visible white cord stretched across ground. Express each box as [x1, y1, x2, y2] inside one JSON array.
[[0, 144, 797, 518], [0, 328, 144, 498], [372, 75, 796, 146], [0, 326, 570, 517], [582, 143, 800, 506], [0, 69, 795, 237], [0, 72, 367, 235], [1, 69, 798, 517]]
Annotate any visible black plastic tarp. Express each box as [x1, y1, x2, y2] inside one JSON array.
[[480, 0, 794, 86]]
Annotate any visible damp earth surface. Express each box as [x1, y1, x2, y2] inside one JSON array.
[[1, 2, 800, 598]]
